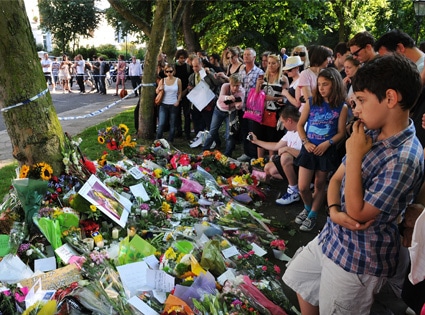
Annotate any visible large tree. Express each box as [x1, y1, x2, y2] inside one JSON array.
[[38, 0, 102, 53], [0, 0, 65, 173]]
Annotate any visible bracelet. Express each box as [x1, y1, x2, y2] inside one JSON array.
[[302, 138, 309, 145], [327, 204, 341, 211]]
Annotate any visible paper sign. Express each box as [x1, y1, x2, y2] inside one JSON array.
[[143, 255, 159, 270], [20, 264, 82, 290], [145, 270, 175, 292], [128, 296, 160, 315], [128, 166, 143, 179], [117, 261, 149, 297], [34, 257, 56, 272], [55, 243, 78, 264], [79, 174, 130, 228], [251, 242, 267, 257], [129, 183, 150, 201], [25, 279, 55, 309], [217, 268, 236, 285], [187, 80, 216, 111], [222, 245, 240, 258]]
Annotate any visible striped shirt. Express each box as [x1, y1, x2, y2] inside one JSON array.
[[319, 120, 424, 277]]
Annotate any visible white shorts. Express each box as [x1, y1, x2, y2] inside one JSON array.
[[282, 235, 385, 314]]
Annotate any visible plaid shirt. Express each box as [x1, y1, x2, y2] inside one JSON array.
[[319, 120, 424, 277], [239, 65, 264, 103]]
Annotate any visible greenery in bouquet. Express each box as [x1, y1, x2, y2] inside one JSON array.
[[0, 284, 28, 315], [231, 250, 281, 281], [200, 150, 240, 178], [62, 133, 96, 181], [17, 233, 48, 267]]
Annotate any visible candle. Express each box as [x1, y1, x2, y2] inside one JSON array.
[[95, 240, 104, 249], [112, 228, 119, 239]]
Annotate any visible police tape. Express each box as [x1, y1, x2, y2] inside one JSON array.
[[1, 88, 49, 112], [57, 83, 156, 121]]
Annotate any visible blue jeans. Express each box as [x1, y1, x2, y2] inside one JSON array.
[[202, 107, 236, 157], [157, 104, 178, 142]]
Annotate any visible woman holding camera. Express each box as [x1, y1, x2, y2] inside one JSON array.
[[254, 54, 288, 158], [202, 73, 245, 157]]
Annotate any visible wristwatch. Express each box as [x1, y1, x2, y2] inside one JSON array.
[[329, 139, 334, 145]]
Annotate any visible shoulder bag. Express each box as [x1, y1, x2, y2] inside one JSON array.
[[154, 78, 165, 106]]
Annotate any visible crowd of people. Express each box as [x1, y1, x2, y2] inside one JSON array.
[[40, 52, 143, 96], [152, 30, 425, 315]]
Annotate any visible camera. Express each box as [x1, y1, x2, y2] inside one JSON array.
[[247, 134, 253, 141], [234, 96, 242, 102]]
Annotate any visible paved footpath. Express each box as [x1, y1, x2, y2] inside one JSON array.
[[0, 87, 139, 168]]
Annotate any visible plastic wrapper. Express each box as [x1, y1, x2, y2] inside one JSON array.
[[173, 271, 217, 310], [33, 217, 62, 250], [238, 275, 287, 315], [117, 235, 156, 266], [200, 240, 227, 277], [12, 179, 48, 229]]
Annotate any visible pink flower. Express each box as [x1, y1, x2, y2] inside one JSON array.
[[261, 265, 267, 271], [274, 265, 281, 274], [270, 239, 286, 251]]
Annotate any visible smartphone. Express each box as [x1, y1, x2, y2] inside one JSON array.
[[259, 74, 264, 80]]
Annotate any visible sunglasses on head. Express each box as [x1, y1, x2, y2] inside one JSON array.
[[293, 51, 306, 57], [165, 70, 173, 73]]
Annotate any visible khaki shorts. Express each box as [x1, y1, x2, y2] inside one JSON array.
[[282, 236, 384, 314]]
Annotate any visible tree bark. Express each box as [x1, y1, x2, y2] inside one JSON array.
[[182, 1, 200, 53], [137, 0, 171, 139], [0, 0, 65, 173]]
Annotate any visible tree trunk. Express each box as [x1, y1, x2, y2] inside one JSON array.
[[0, 0, 65, 174], [182, 1, 200, 53], [137, 0, 171, 139]]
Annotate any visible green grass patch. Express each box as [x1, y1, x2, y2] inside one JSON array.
[[0, 162, 18, 201]]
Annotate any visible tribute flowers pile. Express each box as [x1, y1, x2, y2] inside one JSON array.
[[0, 125, 298, 315]]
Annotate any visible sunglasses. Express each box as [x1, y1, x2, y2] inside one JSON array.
[[293, 51, 306, 57], [351, 46, 364, 57], [165, 70, 173, 73]]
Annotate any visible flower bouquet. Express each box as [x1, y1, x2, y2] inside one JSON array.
[[270, 239, 291, 262]]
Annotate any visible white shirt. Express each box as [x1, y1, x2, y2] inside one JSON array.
[[41, 58, 51, 73], [280, 130, 302, 150], [76, 60, 85, 75], [128, 60, 142, 76]]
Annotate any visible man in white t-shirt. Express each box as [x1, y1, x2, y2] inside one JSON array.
[[41, 53, 55, 91], [249, 105, 302, 205]]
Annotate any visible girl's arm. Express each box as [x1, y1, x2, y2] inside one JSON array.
[[294, 86, 302, 108], [297, 99, 310, 143], [175, 78, 182, 106]]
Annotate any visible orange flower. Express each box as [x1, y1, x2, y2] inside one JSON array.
[[202, 150, 212, 157], [214, 151, 222, 160]]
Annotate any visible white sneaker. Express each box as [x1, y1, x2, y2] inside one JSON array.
[[209, 141, 216, 150], [190, 133, 204, 148], [275, 188, 300, 206]]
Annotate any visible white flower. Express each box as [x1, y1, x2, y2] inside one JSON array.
[[26, 249, 33, 256]]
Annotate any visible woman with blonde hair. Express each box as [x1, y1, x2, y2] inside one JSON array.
[[291, 45, 310, 69], [254, 54, 288, 157], [216, 47, 243, 82]]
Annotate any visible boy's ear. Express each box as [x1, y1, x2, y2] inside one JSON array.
[[385, 89, 399, 109]]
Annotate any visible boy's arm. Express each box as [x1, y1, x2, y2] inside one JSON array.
[[328, 164, 374, 230], [345, 121, 381, 222], [250, 133, 284, 152]]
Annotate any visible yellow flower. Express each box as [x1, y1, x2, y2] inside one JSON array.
[[164, 247, 177, 260], [168, 306, 184, 313], [220, 239, 230, 248], [184, 276, 194, 282], [90, 205, 97, 212], [119, 124, 129, 136], [185, 192, 195, 202], [122, 135, 136, 148], [177, 252, 185, 263], [98, 136, 105, 144], [162, 201, 172, 214], [39, 162, 53, 180], [52, 208, 63, 218], [153, 169, 163, 178], [19, 164, 30, 178]]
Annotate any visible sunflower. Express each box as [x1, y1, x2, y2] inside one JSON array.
[[119, 123, 129, 136], [39, 163, 53, 180], [98, 136, 105, 144], [38, 162, 53, 180], [19, 164, 30, 178]]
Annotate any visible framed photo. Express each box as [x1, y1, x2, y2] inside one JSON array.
[[78, 175, 130, 228]]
